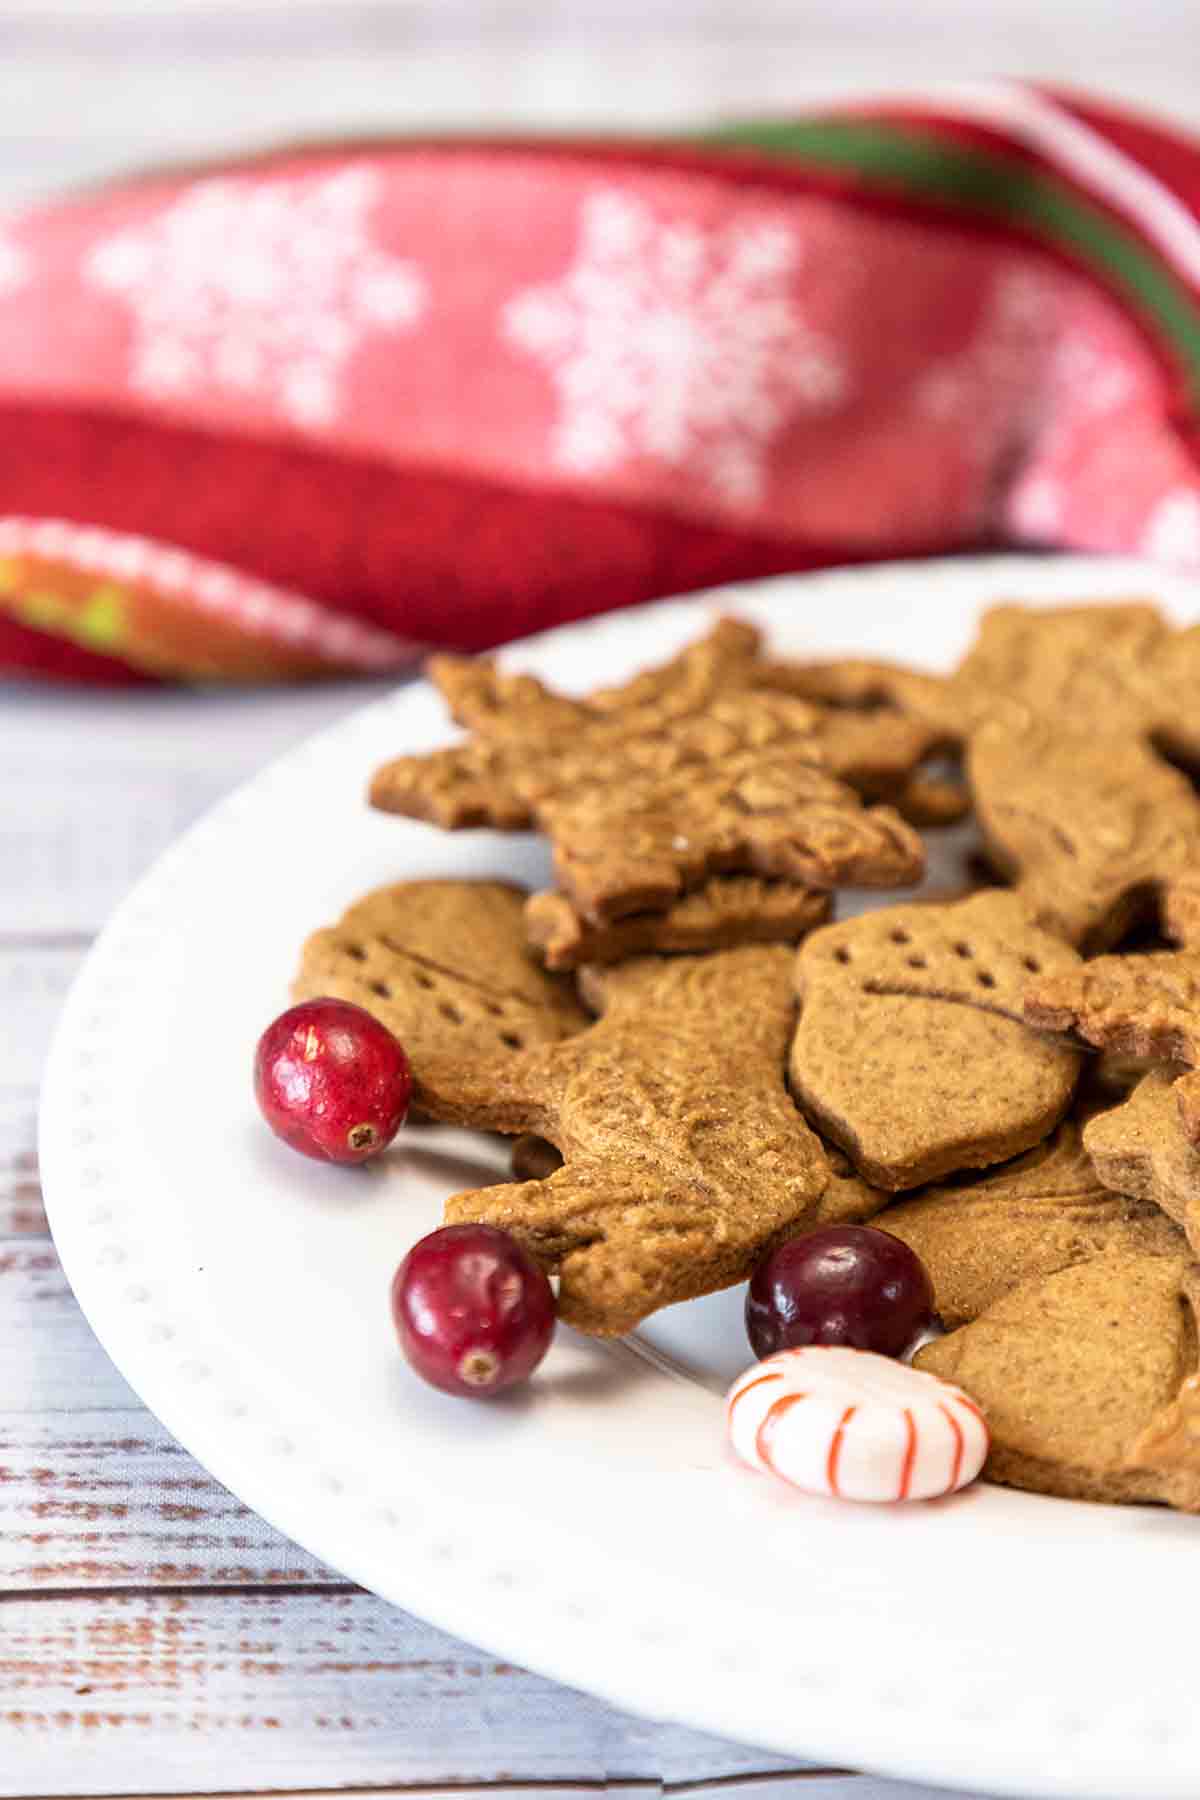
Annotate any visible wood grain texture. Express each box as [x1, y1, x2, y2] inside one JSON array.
[[0, 944, 87, 1234], [0, 1589, 811, 1796], [0, 1408, 333, 1590], [0, 683, 384, 936]]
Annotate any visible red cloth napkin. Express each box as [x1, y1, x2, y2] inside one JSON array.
[[3, 81, 1200, 684]]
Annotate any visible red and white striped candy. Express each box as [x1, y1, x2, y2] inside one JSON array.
[[726, 1346, 989, 1503]]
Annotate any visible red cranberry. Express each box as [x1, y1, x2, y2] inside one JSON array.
[[392, 1224, 556, 1397], [254, 998, 411, 1164], [746, 1224, 934, 1361]]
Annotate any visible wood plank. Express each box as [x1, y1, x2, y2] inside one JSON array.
[[0, 683, 388, 937], [99, 1783, 895, 1800], [0, 1588, 813, 1795], [0, 1408, 334, 1590], [0, 1239, 142, 1413], [0, 944, 88, 1237]]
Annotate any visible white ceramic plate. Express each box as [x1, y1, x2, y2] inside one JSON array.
[[40, 554, 1200, 1800]]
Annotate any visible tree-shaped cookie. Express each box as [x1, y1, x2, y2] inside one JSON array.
[[917, 1253, 1200, 1509], [883, 1110, 1182, 1328], [790, 891, 1083, 1189], [297, 889, 840, 1336], [440, 946, 834, 1336], [1025, 950, 1200, 1147]]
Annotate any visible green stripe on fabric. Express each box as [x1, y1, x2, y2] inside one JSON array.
[[695, 119, 1200, 399]]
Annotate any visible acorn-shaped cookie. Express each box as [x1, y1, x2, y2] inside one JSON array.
[[789, 891, 1083, 1190]]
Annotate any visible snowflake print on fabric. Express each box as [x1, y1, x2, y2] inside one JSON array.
[[912, 268, 1062, 524], [84, 167, 426, 429], [503, 188, 847, 508], [1143, 489, 1200, 565], [0, 220, 29, 296]]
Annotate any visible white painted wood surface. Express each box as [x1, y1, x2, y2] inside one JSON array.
[[3, 2, 1195, 1793]]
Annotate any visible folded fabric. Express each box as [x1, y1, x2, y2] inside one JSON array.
[[3, 81, 1199, 683]]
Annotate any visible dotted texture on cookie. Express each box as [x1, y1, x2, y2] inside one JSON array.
[[790, 891, 1083, 1190], [293, 879, 588, 1120]]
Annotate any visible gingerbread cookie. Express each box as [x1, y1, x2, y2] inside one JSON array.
[[510, 1134, 563, 1182], [433, 614, 763, 742], [1025, 948, 1200, 1147], [883, 1112, 1183, 1329], [1083, 1069, 1200, 1252], [509, 1124, 888, 1231], [1128, 1369, 1200, 1481], [540, 746, 923, 923], [790, 891, 1083, 1190], [443, 945, 834, 1336], [768, 601, 1176, 746], [770, 603, 1200, 946], [812, 1143, 893, 1229], [370, 616, 768, 829], [372, 622, 931, 918], [293, 880, 588, 1117], [525, 876, 831, 971], [968, 717, 1200, 950], [917, 1253, 1200, 1509]]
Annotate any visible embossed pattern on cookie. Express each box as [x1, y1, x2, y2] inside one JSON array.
[[540, 750, 923, 922], [293, 879, 588, 1117], [370, 616, 767, 828], [443, 945, 834, 1337], [371, 620, 934, 924], [524, 876, 831, 970]]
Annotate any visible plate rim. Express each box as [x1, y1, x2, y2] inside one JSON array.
[[38, 552, 1200, 1800]]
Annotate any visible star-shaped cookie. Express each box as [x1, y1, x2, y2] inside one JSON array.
[[370, 616, 931, 943]]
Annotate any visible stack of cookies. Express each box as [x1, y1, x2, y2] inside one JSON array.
[[294, 600, 1200, 1512]]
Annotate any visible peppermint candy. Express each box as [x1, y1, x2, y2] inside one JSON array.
[[726, 1345, 988, 1503]]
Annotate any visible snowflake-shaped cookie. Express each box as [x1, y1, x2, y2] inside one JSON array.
[[85, 166, 426, 429], [503, 187, 847, 508]]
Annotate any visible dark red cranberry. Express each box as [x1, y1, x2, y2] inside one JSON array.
[[746, 1224, 935, 1361], [392, 1223, 556, 1397], [254, 998, 411, 1164]]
